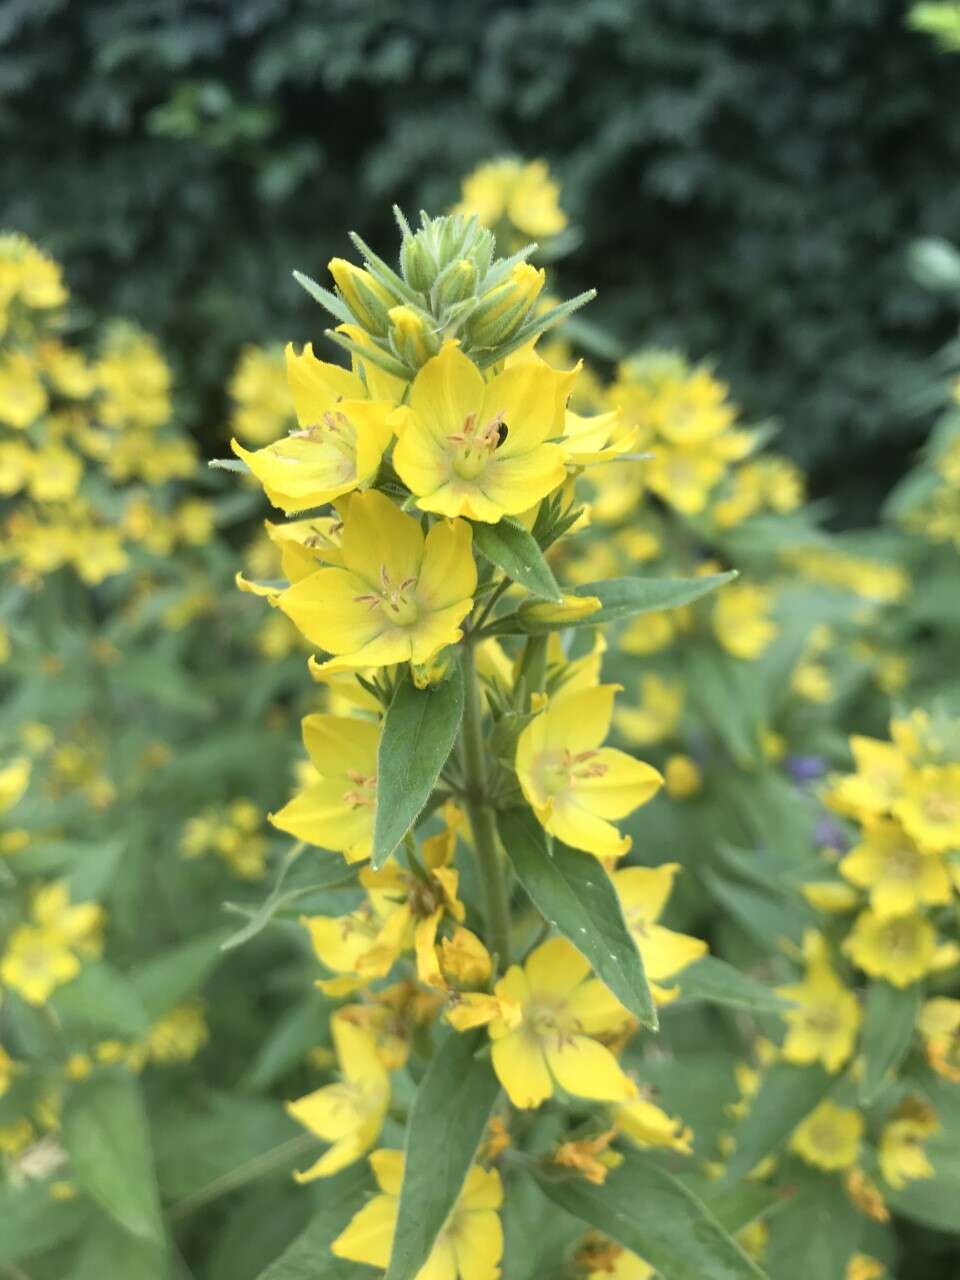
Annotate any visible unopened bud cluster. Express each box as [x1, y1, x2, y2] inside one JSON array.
[[313, 209, 593, 381]]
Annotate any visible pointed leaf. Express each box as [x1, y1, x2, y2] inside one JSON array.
[[675, 955, 791, 1015], [499, 572, 737, 633], [51, 961, 150, 1038], [723, 1062, 834, 1185], [497, 807, 657, 1029], [373, 668, 464, 868], [385, 1029, 500, 1280], [535, 1151, 766, 1280], [129, 931, 228, 1020], [62, 1071, 164, 1244], [257, 1163, 373, 1280], [858, 980, 922, 1105], [472, 518, 563, 603]]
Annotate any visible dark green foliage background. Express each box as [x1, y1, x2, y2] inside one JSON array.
[[3, 0, 959, 516]]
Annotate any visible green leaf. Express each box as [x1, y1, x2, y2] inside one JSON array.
[[472, 518, 563, 602], [62, 1071, 164, 1244], [221, 847, 359, 951], [385, 1029, 500, 1280], [372, 668, 464, 869], [497, 807, 657, 1030], [675, 955, 791, 1015], [0, 1181, 88, 1264], [723, 1062, 834, 1185], [494, 572, 736, 634], [51, 961, 150, 1038], [71, 1218, 169, 1280], [535, 1150, 766, 1280], [257, 1162, 373, 1279], [291, 268, 354, 323], [858, 981, 922, 1105], [66, 836, 125, 901], [128, 931, 227, 1020]]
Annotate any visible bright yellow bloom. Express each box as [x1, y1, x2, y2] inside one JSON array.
[[0, 926, 79, 1005], [32, 881, 103, 957], [516, 685, 662, 858], [878, 1097, 938, 1190], [0, 352, 47, 428], [614, 674, 684, 747], [918, 997, 960, 1082], [842, 909, 940, 987], [776, 933, 861, 1073], [333, 1149, 504, 1280], [840, 818, 951, 918], [270, 714, 379, 862], [391, 343, 569, 521], [790, 1100, 863, 1171], [825, 736, 908, 821], [482, 937, 636, 1109], [279, 490, 476, 671], [615, 1096, 692, 1154], [712, 583, 778, 660], [612, 864, 707, 1003], [286, 1015, 390, 1181], [27, 444, 83, 502], [894, 764, 960, 853], [232, 343, 394, 514], [455, 157, 567, 239]]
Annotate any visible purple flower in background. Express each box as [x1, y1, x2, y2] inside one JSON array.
[[787, 754, 826, 783]]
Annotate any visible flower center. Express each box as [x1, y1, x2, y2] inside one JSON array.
[[923, 793, 959, 824], [526, 995, 581, 1046], [353, 565, 420, 627], [883, 846, 921, 881], [804, 1003, 843, 1037], [881, 919, 919, 955], [342, 769, 376, 810], [295, 409, 358, 477], [538, 747, 608, 798], [447, 410, 507, 481]]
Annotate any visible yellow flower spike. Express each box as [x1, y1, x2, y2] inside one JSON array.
[[286, 1015, 390, 1182], [270, 714, 379, 862], [776, 932, 861, 1073], [231, 346, 394, 515], [894, 764, 960, 853], [390, 342, 569, 522], [790, 1100, 863, 1172], [842, 908, 939, 987], [839, 817, 952, 918], [333, 1150, 504, 1280], [918, 997, 960, 1082], [278, 490, 476, 671], [878, 1097, 939, 1189], [615, 1096, 693, 1154], [611, 864, 707, 1004], [485, 937, 636, 1109], [516, 684, 663, 859]]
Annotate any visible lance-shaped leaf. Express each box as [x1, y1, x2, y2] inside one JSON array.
[[497, 807, 656, 1029], [722, 1062, 834, 1186], [536, 1151, 766, 1280], [62, 1071, 164, 1244], [472, 518, 563, 603], [675, 955, 792, 1015], [257, 1162, 373, 1280], [372, 667, 464, 868], [129, 931, 228, 1021], [385, 1029, 500, 1280], [858, 981, 922, 1105]]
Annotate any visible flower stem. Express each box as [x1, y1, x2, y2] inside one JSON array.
[[460, 640, 511, 969]]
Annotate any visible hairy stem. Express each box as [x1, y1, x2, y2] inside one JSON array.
[[460, 641, 511, 968]]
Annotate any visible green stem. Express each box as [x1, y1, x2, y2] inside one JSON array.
[[166, 1134, 317, 1224], [460, 642, 511, 969]]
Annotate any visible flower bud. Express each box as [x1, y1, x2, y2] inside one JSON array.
[[400, 235, 437, 293], [436, 258, 477, 308], [328, 258, 393, 337], [387, 305, 440, 369], [466, 262, 545, 347]]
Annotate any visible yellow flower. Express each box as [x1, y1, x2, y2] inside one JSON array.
[[644, 444, 727, 515], [232, 343, 394, 514], [228, 344, 294, 446], [878, 1097, 938, 1190], [279, 490, 476, 671], [270, 714, 379, 862], [790, 1100, 863, 1171], [576, 1234, 654, 1280], [31, 881, 103, 957], [846, 1255, 885, 1280], [664, 754, 702, 798], [612, 864, 707, 1003], [391, 343, 570, 521], [615, 1096, 692, 1154], [484, 937, 636, 1109], [712, 583, 778, 660], [26, 444, 83, 502], [825, 735, 908, 821], [918, 997, 960, 1082], [0, 757, 30, 812], [776, 933, 861, 1073], [839, 818, 951, 918], [516, 685, 663, 858], [842, 909, 940, 987], [455, 157, 567, 239], [0, 926, 79, 1005], [0, 352, 47, 428], [146, 999, 209, 1064], [551, 1128, 622, 1184], [440, 926, 493, 989], [614, 674, 684, 747], [894, 764, 960, 853], [332, 1149, 504, 1280], [286, 1015, 390, 1181]]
